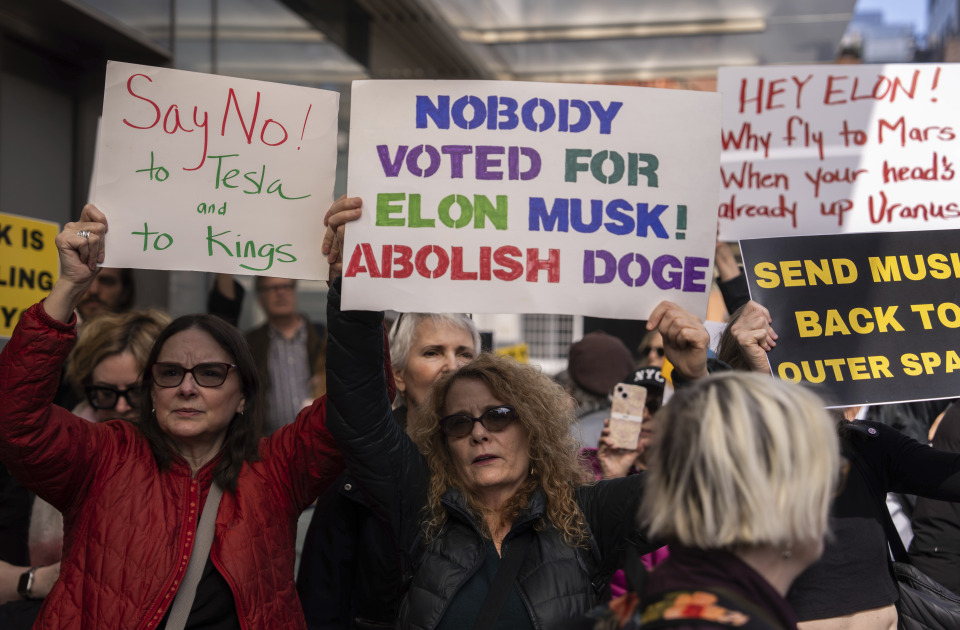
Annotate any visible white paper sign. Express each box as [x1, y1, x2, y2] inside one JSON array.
[[718, 64, 959, 240], [343, 80, 721, 319], [95, 61, 339, 278]]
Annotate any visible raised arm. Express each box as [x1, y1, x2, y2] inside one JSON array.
[[0, 205, 114, 511]]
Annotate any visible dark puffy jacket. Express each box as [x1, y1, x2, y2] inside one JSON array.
[[325, 279, 652, 630]]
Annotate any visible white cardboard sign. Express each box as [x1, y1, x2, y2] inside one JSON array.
[[718, 64, 959, 240], [94, 61, 339, 278], [342, 80, 721, 319]]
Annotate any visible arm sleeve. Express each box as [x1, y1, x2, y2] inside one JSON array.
[[717, 272, 750, 314], [259, 395, 346, 512], [576, 474, 658, 578], [872, 421, 960, 499], [206, 278, 245, 327], [0, 303, 105, 512], [325, 277, 429, 546]]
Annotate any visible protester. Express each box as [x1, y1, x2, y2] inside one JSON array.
[[637, 330, 665, 369], [65, 309, 171, 423], [322, 194, 715, 627], [582, 367, 665, 480], [244, 276, 326, 434], [75, 266, 135, 322], [631, 372, 840, 629], [720, 300, 960, 629], [567, 330, 636, 447], [297, 310, 480, 629], [0, 204, 351, 629]]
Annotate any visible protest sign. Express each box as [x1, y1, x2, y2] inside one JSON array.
[[94, 61, 339, 278], [718, 64, 958, 240], [740, 229, 960, 406], [0, 212, 59, 338], [342, 80, 721, 319]]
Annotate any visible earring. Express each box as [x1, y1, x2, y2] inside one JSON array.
[[782, 545, 793, 559]]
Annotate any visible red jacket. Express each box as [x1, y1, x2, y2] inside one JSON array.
[[0, 303, 345, 630]]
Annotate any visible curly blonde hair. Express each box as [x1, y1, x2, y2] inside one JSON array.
[[408, 353, 592, 546]]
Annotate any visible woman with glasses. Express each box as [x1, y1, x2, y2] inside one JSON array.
[[65, 309, 170, 423], [0, 205, 351, 630], [323, 240, 713, 630]]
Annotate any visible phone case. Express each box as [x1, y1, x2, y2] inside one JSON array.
[[608, 383, 647, 449]]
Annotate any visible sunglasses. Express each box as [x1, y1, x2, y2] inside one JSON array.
[[85, 385, 142, 410], [151, 362, 237, 388], [439, 406, 518, 438], [641, 346, 665, 358]]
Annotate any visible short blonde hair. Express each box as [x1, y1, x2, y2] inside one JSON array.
[[66, 309, 171, 392], [640, 372, 839, 549]]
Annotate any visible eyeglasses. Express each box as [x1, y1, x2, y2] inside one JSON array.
[[151, 362, 238, 388], [439, 406, 518, 438], [85, 385, 142, 410], [641, 346, 665, 358], [258, 282, 295, 294]]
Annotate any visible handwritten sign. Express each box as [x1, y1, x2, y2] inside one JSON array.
[[741, 230, 960, 406], [341, 80, 721, 319], [94, 61, 339, 278], [0, 212, 59, 337], [718, 64, 958, 240]]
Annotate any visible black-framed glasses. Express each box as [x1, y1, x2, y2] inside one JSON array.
[[85, 385, 142, 410], [439, 406, 518, 438], [641, 346, 665, 358], [151, 362, 238, 388]]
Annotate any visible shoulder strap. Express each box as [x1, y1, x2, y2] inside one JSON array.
[[470, 533, 533, 630], [165, 481, 224, 630]]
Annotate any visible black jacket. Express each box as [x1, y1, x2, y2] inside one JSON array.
[[297, 412, 408, 629], [325, 279, 652, 630]]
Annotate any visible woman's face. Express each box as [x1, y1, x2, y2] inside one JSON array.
[[89, 351, 141, 423], [396, 320, 476, 409], [151, 328, 245, 451], [444, 378, 530, 508], [640, 332, 665, 368]]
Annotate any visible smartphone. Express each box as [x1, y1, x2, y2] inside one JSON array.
[[608, 383, 647, 449]]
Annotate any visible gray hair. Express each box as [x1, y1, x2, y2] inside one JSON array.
[[388, 313, 481, 373], [640, 372, 839, 550]]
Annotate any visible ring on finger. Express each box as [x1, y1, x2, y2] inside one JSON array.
[[77, 230, 91, 239]]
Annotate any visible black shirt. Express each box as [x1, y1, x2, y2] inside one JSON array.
[[159, 555, 241, 630], [788, 421, 960, 621]]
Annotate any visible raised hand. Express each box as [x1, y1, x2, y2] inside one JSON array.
[[322, 195, 362, 282], [45, 205, 108, 322], [647, 301, 710, 380]]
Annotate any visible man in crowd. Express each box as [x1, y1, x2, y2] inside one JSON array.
[[244, 276, 324, 434], [76, 267, 134, 322]]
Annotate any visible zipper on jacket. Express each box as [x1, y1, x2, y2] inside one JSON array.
[[140, 477, 202, 630]]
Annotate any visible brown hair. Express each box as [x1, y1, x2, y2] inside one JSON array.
[[408, 354, 591, 545], [139, 314, 263, 492]]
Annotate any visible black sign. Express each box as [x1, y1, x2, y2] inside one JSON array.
[[740, 229, 960, 406]]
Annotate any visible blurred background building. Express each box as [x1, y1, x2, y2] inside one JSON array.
[[0, 0, 933, 368]]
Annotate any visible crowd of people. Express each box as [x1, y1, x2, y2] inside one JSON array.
[[0, 196, 958, 630]]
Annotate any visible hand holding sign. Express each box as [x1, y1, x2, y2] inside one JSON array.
[[46, 205, 109, 323]]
